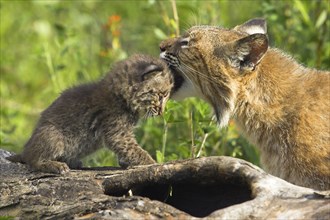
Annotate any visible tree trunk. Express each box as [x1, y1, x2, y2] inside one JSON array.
[[0, 149, 329, 219]]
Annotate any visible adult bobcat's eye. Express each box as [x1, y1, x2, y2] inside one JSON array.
[[180, 38, 189, 48]]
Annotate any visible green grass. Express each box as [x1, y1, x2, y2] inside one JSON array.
[[1, 0, 329, 167]]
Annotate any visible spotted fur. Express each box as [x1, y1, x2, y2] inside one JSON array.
[[8, 54, 173, 173], [160, 18, 330, 190]]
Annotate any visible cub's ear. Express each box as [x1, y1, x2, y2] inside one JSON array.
[[226, 34, 268, 71], [141, 64, 163, 81], [234, 18, 267, 35]]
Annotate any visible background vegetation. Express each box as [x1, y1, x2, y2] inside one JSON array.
[[1, 0, 329, 167]]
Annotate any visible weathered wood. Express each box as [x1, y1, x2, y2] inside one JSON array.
[[0, 149, 329, 219]]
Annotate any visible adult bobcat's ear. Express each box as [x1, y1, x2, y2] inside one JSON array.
[[234, 18, 267, 35], [229, 34, 268, 71], [141, 64, 163, 81]]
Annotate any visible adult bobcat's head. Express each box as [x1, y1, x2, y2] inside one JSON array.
[[160, 18, 268, 127], [109, 54, 173, 117]]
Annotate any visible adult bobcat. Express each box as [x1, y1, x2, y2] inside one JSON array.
[[160, 18, 330, 190]]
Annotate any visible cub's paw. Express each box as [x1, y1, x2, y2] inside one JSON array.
[[136, 154, 157, 165], [118, 157, 156, 169], [35, 160, 70, 174]]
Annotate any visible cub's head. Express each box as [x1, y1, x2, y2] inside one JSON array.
[[109, 54, 173, 117], [160, 18, 269, 127]]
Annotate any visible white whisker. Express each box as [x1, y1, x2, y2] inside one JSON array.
[[179, 62, 217, 85], [177, 66, 195, 87]]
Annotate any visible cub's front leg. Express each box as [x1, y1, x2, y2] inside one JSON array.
[[104, 129, 156, 168]]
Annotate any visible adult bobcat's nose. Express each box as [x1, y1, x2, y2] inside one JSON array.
[[159, 41, 169, 52], [159, 37, 178, 52]]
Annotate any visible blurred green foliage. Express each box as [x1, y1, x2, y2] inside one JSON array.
[[1, 0, 329, 167]]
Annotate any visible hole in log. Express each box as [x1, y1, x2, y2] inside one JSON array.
[[164, 181, 252, 217], [139, 181, 252, 217], [107, 179, 252, 218]]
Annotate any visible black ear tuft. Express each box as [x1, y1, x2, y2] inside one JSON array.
[[230, 34, 268, 71], [141, 64, 163, 81]]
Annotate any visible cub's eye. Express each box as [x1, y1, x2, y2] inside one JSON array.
[[141, 64, 162, 81], [180, 38, 190, 48]]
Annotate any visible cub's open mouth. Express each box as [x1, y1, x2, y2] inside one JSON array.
[[169, 66, 185, 94]]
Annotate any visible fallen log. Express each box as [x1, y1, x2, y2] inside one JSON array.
[[0, 149, 329, 219]]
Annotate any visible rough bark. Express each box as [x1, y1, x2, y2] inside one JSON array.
[[0, 149, 329, 219]]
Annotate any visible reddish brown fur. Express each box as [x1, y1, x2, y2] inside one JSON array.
[[235, 49, 329, 189], [160, 19, 330, 190]]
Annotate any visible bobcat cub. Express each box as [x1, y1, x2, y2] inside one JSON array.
[[8, 54, 173, 174], [160, 18, 330, 190]]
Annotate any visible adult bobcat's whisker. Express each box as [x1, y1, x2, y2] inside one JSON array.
[[177, 66, 195, 87], [180, 62, 219, 85], [180, 62, 214, 83]]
